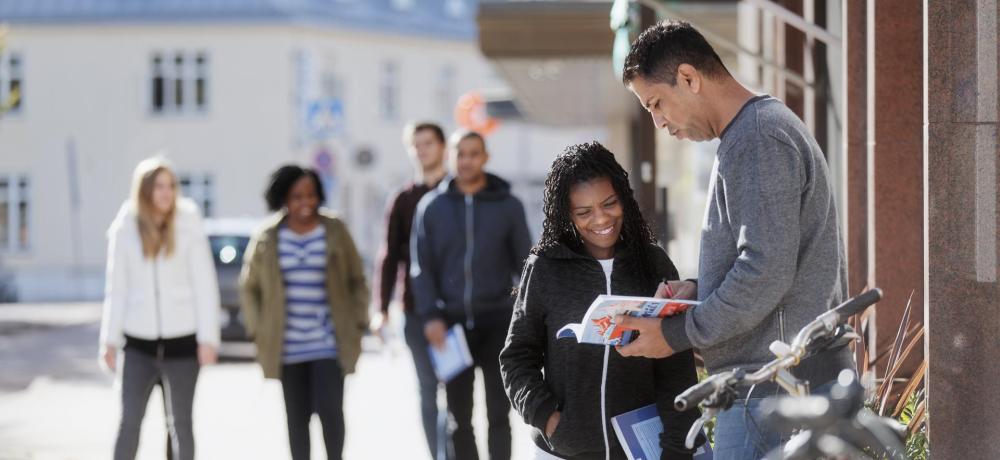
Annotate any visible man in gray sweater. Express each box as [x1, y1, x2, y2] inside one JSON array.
[[615, 20, 853, 459]]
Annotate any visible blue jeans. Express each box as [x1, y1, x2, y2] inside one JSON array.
[[713, 380, 838, 460], [405, 311, 447, 460]]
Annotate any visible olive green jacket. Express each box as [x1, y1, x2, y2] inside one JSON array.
[[239, 210, 370, 379]]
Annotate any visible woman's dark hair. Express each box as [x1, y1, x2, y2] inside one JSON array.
[[264, 165, 326, 212], [533, 141, 659, 279]]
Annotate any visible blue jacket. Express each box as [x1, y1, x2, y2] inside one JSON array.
[[410, 173, 532, 329]]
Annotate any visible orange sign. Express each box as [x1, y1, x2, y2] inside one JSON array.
[[454, 91, 499, 137]]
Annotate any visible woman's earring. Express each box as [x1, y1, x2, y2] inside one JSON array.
[[571, 226, 582, 241]]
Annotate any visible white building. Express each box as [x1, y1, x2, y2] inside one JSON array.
[[0, 1, 598, 302]]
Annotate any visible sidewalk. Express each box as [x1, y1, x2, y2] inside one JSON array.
[[0, 303, 533, 460]]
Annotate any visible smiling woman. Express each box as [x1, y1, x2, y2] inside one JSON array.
[[499, 141, 705, 460], [569, 177, 623, 260]]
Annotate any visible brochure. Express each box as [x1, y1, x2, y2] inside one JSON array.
[[556, 295, 698, 346]]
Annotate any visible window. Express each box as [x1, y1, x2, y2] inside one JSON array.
[[178, 173, 215, 217], [436, 65, 456, 122], [195, 53, 208, 107], [0, 52, 23, 113], [150, 51, 208, 114], [380, 61, 399, 121], [0, 174, 30, 252]]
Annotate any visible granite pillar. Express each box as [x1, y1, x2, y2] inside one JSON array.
[[926, 0, 1000, 454]]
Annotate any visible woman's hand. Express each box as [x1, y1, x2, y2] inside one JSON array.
[[654, 280, 697, 300], [102, 344, 117, 371], [545, 411, 561, 438], [198, 344, 218, 366]]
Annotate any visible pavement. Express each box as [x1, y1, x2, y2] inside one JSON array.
[[0, 303, 533, 460]]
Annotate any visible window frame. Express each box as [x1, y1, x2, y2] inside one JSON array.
[[0, 174, 31, 254], [149, 50, 210, 116]]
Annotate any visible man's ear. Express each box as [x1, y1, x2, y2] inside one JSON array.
[[677, 63, 702, 94]]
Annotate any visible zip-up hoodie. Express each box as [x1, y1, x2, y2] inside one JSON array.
[[410, 173, 531, 328], [500, 243, 703, 460], [99, 198, 220, 349]]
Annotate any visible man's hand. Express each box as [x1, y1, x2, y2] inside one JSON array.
[[371, 311, 388, 343], [545, 411, 561, 438], [614, 315, 675, 358], [424, 319, 447, 349], [654, 280, 697, 300]]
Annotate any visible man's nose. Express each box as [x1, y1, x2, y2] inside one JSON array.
[[650, 111, 668, 130]]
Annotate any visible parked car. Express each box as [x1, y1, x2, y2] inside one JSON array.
[[203, 217, 260, 342]]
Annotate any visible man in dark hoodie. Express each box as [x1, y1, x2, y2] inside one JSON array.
[[410, 130, 532, 460]]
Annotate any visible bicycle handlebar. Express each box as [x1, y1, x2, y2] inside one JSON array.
[[676, 289, 880, 413], [830, 287, 882, 320], [674, 377, 722, 412]]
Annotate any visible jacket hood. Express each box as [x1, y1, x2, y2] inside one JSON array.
[[106, 197, 199, 237], [441, 172, 512, 200]]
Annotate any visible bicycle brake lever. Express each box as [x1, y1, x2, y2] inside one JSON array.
[[684, 410, 713, 450]]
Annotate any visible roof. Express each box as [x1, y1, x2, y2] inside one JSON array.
[[0, 0, 477, 41]]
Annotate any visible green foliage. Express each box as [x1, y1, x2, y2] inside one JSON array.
[[696, 367, 716, 447], [0, 25, 17, 116], [898, 391, 928, 460]]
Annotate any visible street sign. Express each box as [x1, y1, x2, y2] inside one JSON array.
[[306, 98, 345, 139]]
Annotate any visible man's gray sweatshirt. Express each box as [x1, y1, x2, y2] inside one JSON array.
[[661, 95, 853, 391]]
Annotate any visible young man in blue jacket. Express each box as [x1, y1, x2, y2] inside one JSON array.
[[411, 130, 532, 460]]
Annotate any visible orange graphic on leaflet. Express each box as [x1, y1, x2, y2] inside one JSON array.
[[591, 315, 626, 341]]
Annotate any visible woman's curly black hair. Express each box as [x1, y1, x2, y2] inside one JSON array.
[[532, 141, 659, 279], [265, 165, 326, 212]]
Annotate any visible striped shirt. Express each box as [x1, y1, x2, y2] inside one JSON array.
[[278, 225, 337, 364]]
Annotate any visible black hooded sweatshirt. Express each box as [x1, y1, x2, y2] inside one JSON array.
[[410, 173, 532, 329], [500, 242, 704, 460]]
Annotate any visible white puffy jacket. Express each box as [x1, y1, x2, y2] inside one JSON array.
[[99, 198, 220, 348]]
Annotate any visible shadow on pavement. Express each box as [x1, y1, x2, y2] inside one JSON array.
[[0, 321, 111, 392]]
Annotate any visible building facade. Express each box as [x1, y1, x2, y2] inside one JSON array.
[[0, 1, 596, 301]]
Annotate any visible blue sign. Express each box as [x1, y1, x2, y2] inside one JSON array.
[[306, 99, 345, 139]]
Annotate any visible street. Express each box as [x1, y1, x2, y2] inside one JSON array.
[[0, 304, 532, 460]]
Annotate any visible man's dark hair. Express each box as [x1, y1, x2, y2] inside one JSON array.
[[450, 129, 486, 151], [622, 20, 730, 86], [264, 165, 326, 212], [404, 122, 445, 145], [533, 141, 659, 282]]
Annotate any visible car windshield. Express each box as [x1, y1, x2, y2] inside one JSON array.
[[209, 235, 250, 266]]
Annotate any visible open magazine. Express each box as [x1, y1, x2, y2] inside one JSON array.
[[557, 295, 698, 346]]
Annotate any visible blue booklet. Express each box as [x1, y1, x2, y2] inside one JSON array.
[[610, 404, 713, 460], [427, 325, 473, 383]]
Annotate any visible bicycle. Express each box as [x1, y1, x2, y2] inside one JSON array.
[[673, 289, 907, 459]]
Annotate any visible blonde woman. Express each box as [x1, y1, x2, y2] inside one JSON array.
[[99, 157, 220, 460]]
